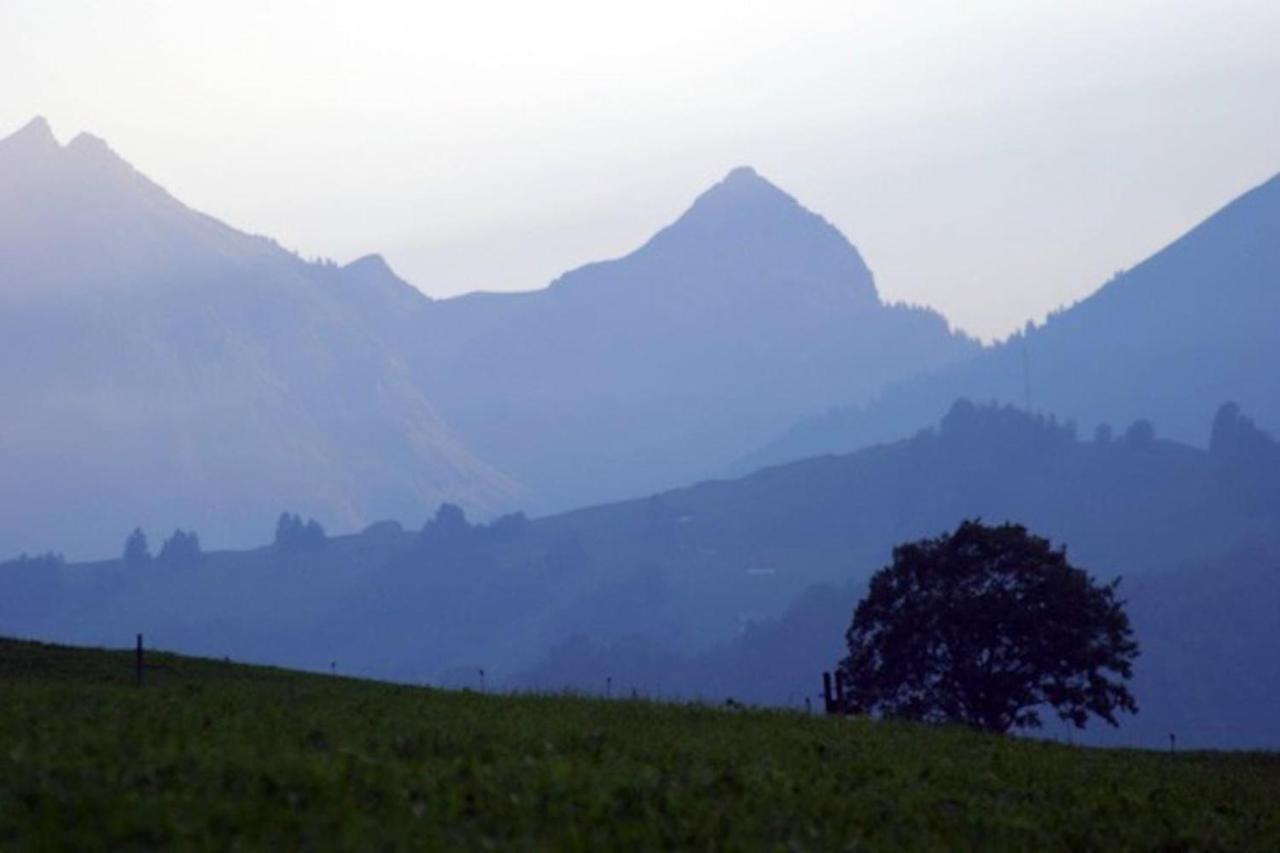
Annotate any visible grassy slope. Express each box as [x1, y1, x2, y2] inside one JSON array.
[[1, 639, 1277, 850]]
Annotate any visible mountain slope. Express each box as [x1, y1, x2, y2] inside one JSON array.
[[412, 167, 977, 511], [9, 400, 1278, 746], [0, 118, 521, 558], [743, 171, 1280, 470], [509, 402, 1280, 748]]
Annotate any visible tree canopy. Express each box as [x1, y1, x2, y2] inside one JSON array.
[[274, 512, 326, 553], [838, 520, 1138, 733], [122, 527, 151, 568], [419, 502, 472, 552], [157, 529, 202, 568]]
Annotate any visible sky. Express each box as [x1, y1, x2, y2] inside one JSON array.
[[3, 0, 1279, 341]]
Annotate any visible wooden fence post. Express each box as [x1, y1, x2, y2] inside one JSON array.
[[135, 633, 143, 687]]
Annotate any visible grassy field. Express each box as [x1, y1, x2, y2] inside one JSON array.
[[1, 638, 1277, 850]]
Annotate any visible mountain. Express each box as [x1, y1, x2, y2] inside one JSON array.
[[410, 166, 978, 511], [743, 171, 1280, 470], [7, 400, 1278, 747], [0, 118, 980, 553], [0, 117, 521, 558]]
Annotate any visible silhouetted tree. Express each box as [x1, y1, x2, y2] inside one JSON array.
[[939, 400, 1076, 458], [1093, 423, 1113, 445], [420, 502, 471, 551], [838, 520, 1138, 733], [274, 512, 326, 553], [157, 529, 202, 568], [1124, 418, 1156, 447], [432, 502, 468, 532], [1210, 402, 1277, 462], [275, 512, 300, 546], [122, 527, 151, 568]]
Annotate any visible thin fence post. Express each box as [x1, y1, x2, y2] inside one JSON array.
[[135, 633, 143, 687]]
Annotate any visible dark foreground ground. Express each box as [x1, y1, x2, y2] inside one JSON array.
[[0, 638, 1276, 850]]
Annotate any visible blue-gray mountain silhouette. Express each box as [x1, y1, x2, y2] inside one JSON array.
[[0, 118, 977, 554], [743, 171, 1280, 470], [410, 165, 976, 511], [0, 117, 522, 558]]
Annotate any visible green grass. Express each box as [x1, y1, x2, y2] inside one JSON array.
[[1, 638, 1277, 850]]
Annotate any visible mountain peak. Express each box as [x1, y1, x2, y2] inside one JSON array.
[[664, 167, 796, 237], [695, 165, 792, 206], [1, 118, 148, 193], [723, 164, 762, 182], [0, 115, 60, 158], [345, 253, 395, 276], [341, 253, 430, 305], [632, 165, 879, 306], [66, 130, 111, 153], [63, 131, 134, 174], [16, 115, 56, 141]]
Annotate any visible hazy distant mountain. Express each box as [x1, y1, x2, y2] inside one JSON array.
[[0, 117, 979, 553], [412, 166, 977, 511], [743, 171, 1280, 470], [0, 117, 521, 558], [9, 400, 1278, 750]]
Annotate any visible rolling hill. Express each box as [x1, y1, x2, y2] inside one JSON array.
[[5, 401, 1277, 746], [744, 170, 1280, 471], [5, 636, 1276, 848]]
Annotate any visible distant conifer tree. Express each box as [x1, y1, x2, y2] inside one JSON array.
[[275, 512, 326, 553], [122, 527, 151, 568], [157, 529, 202, 567], [1124, 419, 1156, 447]]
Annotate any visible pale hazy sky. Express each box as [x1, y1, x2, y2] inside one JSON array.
[[4, 1, 1279, 340]]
